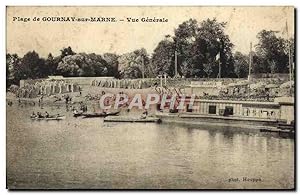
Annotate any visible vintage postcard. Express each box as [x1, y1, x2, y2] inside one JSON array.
[[6, 6, 295, 190]]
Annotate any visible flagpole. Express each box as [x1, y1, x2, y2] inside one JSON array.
[[248, 42, 252, 81], [286, 20, 292, 91], [174, 50, 178, 78], [217, 38, 221, 79], [289, 41, 291, 82]]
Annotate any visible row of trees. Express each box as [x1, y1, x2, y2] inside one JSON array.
[[234, 30, 294, 78], [152, 18, 235, 78], [6, 47, 119, 87], [7, 18, 294, 88], [151, 19, 294, 78]]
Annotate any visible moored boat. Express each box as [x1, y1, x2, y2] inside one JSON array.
[[155, 97, 294, 130], [81, 111, 120, 118], [30, 115, 66, 120], [73, 110, 84, 117]]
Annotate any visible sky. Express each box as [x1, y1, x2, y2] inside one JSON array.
[[6, 6, 294, 58]]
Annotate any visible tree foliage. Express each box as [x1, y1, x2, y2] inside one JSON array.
[[233, 52, 249, 78], [151, 36, 175, 77], [6, 19, 295, 88], [119, 48, 151, 79], [103, 53, 120, 77], [57, 53, 111, 77], [253, 30, 289, 74], [6, 53, 21, 87], [11, 51, 46, 80], [151, 18, 235, 78], [6, 46, 123, 87]]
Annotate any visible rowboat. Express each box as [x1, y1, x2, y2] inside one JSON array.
[[73, 113, 83, 117], [81, 111, 120, 118], [104, 116, 161, 123], [73, 110, 84, 117], [30, 115, 66, 120]]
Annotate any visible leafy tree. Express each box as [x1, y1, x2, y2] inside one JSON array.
[[6, 53, 21, 87], [151, 36, 175, 77], [84, 53, 108, 76], [203, 62, 213, 78], [57, 54, 82, 76], [233, 52, 249, 78], [119, 53, 142, 79], [269, 60, 278, 74], [251, 53, 263, 74], [60, 46, 76, 58], [20, 51, 45, 79], [284, 38, 295, 77], [54, 46, 76, 75], [174, 19, 198, 77], [53, 56, 63, 75], [181, 61, 193, 78], [289, 38, 295, 63], [43, 53, 56, 76], [195, 18, 235, 78], [119, 48, 151, 79], [57, 53, 109, 77], [152, 18, 235, 78], [103, 53, 119, 77], [6, 51, 46, 87], [254, 30, 288, 74], [288, 38, 295, 78], [122, 65, 142, 79]]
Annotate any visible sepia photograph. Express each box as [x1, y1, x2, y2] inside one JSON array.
[[6, 6, 295, 190]]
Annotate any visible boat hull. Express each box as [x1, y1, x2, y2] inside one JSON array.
[[81, 111, 120, 118], [30, 116, 66, 121], [155, 112, 283, 130]]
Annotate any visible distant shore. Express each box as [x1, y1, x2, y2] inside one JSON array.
[[6, 86, 159, 107]]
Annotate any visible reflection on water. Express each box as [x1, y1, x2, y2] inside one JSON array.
[[6, 104, 294, 189]]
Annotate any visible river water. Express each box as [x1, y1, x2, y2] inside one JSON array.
[[6, 103, 294, 189]]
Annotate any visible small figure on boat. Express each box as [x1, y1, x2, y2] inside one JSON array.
[[73, 109, 83, 116], [45, 111, 49, 118], [37, 112, 42, 118], [79, 102, 88, 112], [140, 109, 148, 119], [30, 111, 65, 120], [31, 111, 36, 118]]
